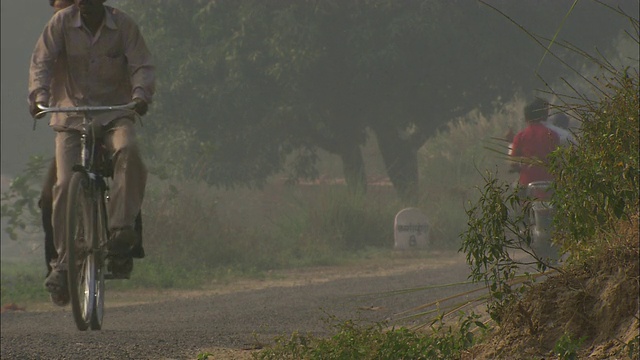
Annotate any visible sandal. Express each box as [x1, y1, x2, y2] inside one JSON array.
[[108, 227, 137, 256], [109, 255, 133, 279], [44, 269, 69, 306]]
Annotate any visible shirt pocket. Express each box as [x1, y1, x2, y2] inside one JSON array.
[[91, 54, 127, 91]]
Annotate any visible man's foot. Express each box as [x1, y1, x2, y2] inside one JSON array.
[[130, 243, 145, 259], [44, 269, 69, 306], [108, 256, 133, 279], [108, 227, 137, 256], [50, 292, 70, 307]]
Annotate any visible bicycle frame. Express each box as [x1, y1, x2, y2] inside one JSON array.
[[35, 102, 139, 188], [34, 102, 138, 330], [526, 180, 558, 261]]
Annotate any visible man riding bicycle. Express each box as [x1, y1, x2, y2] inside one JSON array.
[[28, 0, 155, 306]]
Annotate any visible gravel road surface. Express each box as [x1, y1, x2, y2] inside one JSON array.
[[1, 252, 475, 359]]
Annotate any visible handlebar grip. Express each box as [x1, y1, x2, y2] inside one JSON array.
[[33, 103, 49, 120]]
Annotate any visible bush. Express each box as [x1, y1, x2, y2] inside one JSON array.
[[254, 313, 485, 360], [137, 180, 399, 283], [550, 71, 639, 246], [459, 52, 639, 327], [418, 102, 524, 249]]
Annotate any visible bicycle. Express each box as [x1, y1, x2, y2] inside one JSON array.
[[34, 102, 138, 331], [526, 180, 558, 261]]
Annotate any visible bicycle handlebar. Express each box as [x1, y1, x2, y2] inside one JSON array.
[[34, 102, 137, 118], [32, 102, 138, 130]]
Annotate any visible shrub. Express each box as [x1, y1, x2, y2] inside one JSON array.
[[254, 312, 485, 360], [418, 101, 524, 249], [550, 70, 639, 247]]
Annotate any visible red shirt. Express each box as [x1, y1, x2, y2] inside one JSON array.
[[511, 123, 560, 185]]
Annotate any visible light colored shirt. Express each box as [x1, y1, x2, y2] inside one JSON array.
[[29, 5, 155, 130], [543, 120, 575, 145]]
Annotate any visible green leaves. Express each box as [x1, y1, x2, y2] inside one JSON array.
[[0, 155, 49, 241], [554, 331, 587, 360], [460, 171, 556, 322], [550, 73, 639, 242], [255, 315, 484, 359]]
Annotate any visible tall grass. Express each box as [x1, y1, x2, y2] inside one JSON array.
[[417, 99, 526, 248], [138, 180, 399, 279], [1, 260, 49, 306]]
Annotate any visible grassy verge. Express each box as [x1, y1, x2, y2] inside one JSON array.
[[1, 246, 436, 307], [252, 313, 486, 360], [1, 260, 49, 306]]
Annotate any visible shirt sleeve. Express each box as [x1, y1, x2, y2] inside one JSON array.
[[28, 15, 64, 106], [511, 132, 522, 158], [121, 16, 155, 104]]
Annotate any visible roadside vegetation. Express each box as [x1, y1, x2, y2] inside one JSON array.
[[241, 61, 639, 360], [247, 6, 639, 360]]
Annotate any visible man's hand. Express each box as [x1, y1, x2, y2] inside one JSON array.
[[30, 101, 48, 118], [133, 98, 148, 116]]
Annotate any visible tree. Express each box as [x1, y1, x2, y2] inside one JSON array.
[[119, 0, 636, 199]]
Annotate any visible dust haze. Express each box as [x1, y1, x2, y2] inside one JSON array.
[[1, 1, 637, 259]]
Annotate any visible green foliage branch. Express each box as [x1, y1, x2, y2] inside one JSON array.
[[254, 312, 485, 360], [550, 70, 639, 247], [0, 155, 49, 240], [553, 331, 587, 360], [459, 170, 560, 323]]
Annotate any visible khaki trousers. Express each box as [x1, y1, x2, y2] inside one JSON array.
[[51, 118, 147, 271]]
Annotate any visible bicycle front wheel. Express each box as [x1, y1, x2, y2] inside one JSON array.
[[90, 191, 108, 330], [66, 172, 96, 331]]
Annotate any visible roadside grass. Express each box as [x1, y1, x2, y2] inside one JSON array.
[[253, 313, 486, 360], [1, 260, 49, 306], [1, 246, 435, 306]]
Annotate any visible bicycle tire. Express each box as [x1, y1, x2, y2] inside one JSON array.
[[66, 172, 96, 331], [90, 191, 108, 330]]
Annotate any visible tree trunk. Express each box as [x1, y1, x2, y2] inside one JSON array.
[[338, 144, 367, 195], [373, 127, 419, 204]]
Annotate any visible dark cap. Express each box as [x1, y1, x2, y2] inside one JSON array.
[[524, 98, 549, 122], [550, 113, 570, 129]]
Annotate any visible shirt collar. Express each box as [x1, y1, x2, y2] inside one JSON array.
[[71, 6, 117, 30]]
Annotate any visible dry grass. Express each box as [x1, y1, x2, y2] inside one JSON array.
[[462, 216, 639, 360]]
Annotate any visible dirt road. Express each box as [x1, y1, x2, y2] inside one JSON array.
[[1, 252, 476, 359]]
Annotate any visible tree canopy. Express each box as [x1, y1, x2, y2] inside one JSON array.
[[119, 0, 636, 199]]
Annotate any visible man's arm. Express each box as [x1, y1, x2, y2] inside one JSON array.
[[509, 132, 523, 173], [28, 15, 64, 116], [120, 12, 155, 113]]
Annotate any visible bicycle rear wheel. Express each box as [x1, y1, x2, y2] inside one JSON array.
[[90, 192, 108, 330], [66, 172, 96, 331]]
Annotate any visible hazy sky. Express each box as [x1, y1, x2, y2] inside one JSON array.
[[1, 2, 56, 177], [2, 0, 637, 179]]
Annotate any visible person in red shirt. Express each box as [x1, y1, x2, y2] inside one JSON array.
[[509, 98, 560, 187]]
